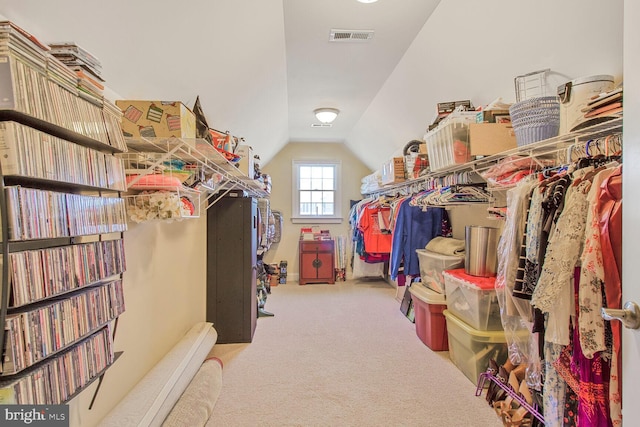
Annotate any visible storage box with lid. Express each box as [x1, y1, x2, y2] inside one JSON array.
[[424, 113, 476, 171], [380, 157, 405, 185], [116, 100, 196, 139], [443, 309, 509, 385], [415, 249, 464, 294], [557, 74, 615, 134], [443, 269, 502, 331], [409, 284, 448, 351]]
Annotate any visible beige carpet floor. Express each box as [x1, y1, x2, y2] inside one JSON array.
[[207, 279, 503, 427]]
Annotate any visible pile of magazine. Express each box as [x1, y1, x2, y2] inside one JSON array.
[[49, 42, 104, 100]]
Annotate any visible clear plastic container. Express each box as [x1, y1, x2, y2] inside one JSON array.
[[415, 249, 464, 294], [424, 119, 473, 171], [443, 269, 502, 331], [443, 310, 508, 385]]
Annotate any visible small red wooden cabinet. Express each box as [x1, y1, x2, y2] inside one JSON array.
[[299, 240, 335, 285]]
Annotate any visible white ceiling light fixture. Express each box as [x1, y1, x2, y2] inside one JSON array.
[[314, 108, 340, 124], [357, 0, 379, 3]]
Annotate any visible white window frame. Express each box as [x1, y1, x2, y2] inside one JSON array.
[[291, 159, 342, 224]]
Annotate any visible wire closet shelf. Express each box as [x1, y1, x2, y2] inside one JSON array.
[[121, 136, 269, 203], [363, 117, 622, 200]]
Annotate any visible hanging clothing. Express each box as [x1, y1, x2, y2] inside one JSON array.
[[532, 180, 591, 346], [496, 176, 538, 318], [597, 166, 622, 426], [388, 199, 444, 280], [543, 341, 567, 427], [358, 204, 393, 254], [518, 186, 545, 300], [578, 168, 617, 358]]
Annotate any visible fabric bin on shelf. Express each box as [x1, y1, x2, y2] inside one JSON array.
[[443, 309, 509, 385], [443, 269, 502, 331], [415, 249, 464, 294], [409, 284, 448, 351]]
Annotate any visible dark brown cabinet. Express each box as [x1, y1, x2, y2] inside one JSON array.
[[206, 195, 258, 343], [299, 240, 335, 285]]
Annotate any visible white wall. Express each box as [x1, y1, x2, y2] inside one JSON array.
[[262, 142, 372, 279], [0, 0, 290, 165], [70, 218, 207, 426], [349, 0, 624, 171]]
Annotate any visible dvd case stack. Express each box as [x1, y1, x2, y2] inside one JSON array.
[[0, 326, 115, 404], [0, 20, 126, 151], [48, 42, 103, 88], [0, 121, 127, 190], [48, 42, 104, 109], [0, 21, 50, 122], [0, 20, 128, 404], [8, 239, 126, 308], [102, 99, 128, 152], [2, 280, 125, 376], [4, 186, 128, 241]]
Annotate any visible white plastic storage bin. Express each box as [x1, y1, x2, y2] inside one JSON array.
[[443, 310, 509, 385], [409, 285, 448, 351], [443, 269, 502, 331], [416, 249, 464, 294]]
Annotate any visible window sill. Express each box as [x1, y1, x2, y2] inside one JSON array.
[[291, 217, 343, 224]]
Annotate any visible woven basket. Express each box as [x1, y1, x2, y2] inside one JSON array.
[[511, 114, 560, 128], [509, 96, 560, 118], [509, 96, 560, 146], [513, 122, 560, 146]]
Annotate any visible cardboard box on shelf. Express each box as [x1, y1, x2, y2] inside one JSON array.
[[475, 110, 511, 123], [438, 100, 474, 114], [116, 100, 196, 139], [469, 123, 517, 157], [381, 157, 405, 185], [236, 144, 254, 177]]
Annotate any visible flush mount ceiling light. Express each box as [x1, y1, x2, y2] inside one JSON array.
[[357, 0, 379, 3], [314, 108, 340, 124]]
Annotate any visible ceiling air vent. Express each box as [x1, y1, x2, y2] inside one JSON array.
[[311, 123, 333, 128], [329, 29, 374, 42]]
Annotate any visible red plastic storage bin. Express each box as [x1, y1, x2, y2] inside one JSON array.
[[409, 284, 448, 351]]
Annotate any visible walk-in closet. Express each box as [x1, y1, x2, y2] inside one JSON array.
[[0, 1, 636, 426]]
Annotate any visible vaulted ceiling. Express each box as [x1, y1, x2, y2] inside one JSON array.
[[0, 1, 625, 174], [0, 0, 440, 168]]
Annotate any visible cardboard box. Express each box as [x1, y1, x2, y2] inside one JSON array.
[[469, 123, 517, 157], [116, 100, 196, 139], [437, 100, 473, 114], [381, 157, 405, 185], [235, 144, 254, 178], [475, 110, 511, 123]]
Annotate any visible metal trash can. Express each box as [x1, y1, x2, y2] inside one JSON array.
[[464, 226, 498, 277]]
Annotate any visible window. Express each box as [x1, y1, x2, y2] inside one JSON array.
[[292, 160, 342, 223]]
